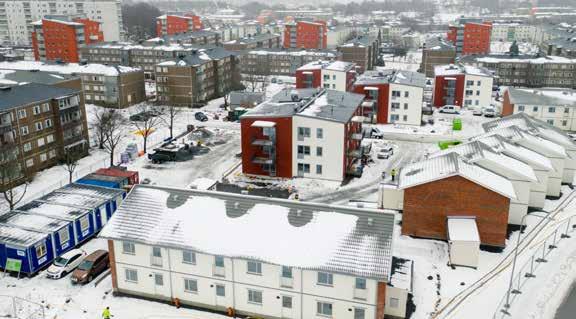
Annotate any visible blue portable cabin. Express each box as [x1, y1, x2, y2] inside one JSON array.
[[77, 175, 122, 189], [56, 183, 126, 224], [0, 224, 54, 275], [18, 200, 97, 244], [0, 211, 76, 257]]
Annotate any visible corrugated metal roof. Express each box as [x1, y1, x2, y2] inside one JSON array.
[[37, 191, 108, 209], [99, 185, 396, 281], [399, 153, 517, 199], [483, 125, 567, 158], [17, 200, 91, 222], [0, 224, 47, 247], [472, 135, 554, 171], [0, 211, 68, 233], [58, 183, 125, 199]]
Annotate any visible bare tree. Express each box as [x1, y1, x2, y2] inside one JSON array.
[[0, 145, 28, 211], [99, 110, 126, 166], [91, 108, 109, 149], [242, 73, 265, 93], [60, 147, 84, 184], [160, 105, 182, 140], [131, 104, 165, 153]]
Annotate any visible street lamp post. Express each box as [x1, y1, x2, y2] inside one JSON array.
[[503, 212, 554, 314]]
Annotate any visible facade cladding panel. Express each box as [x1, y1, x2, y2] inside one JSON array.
[[402, 175, 510, 247], [295, 69, 321, 88], [462, 23, 492, 55], [353, 83, 390, 124], [284, 21, 327, 49], [241, 117, 293, 178], [156, 15, 202, 37], [433, 74, 465, 107]]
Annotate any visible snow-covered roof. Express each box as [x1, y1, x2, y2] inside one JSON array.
[[0, 211, 69, 233], [0, 61, 141, 76], [37, 190, 108, 210], [447, 217, 480, 242], [482, 125, 567, 158], [355, 69, 426, 87], [32, 18, 83, 26], [472, 135, 554, 171], [507, 88, 576, 108], [399, 153, 517, 199], [99, 185, 396, 280], [58, 183, 125, 199], [247, 49, 339, 58], [251, 120, 276, 128], [389, 257, 413, 291], [0, 224, 47, 247], [470, 55, 575, 64], [297, 60, 355, 72], [16, 201, 91, 222], [434, 63, 492, 77], [431, 141, 537, 182]]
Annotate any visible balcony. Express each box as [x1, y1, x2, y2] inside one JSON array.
[[0, 121, 12, 134], [347, 149, 362, 158], [252, 157, 274, 165], [251, 138, 274, 146], [351, 115, 365, 123], [350, 132, 363, 140], [150, 255, 162, 267], [354, 288, 367, 300], [280, 276, 293, 288], [213, 265, 225, 277]]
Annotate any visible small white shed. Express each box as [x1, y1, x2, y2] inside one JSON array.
[[447, 217, 480, 268], [378, 183, 404, 210]]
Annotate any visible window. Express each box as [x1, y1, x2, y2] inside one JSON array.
[[18, 109, 26, 119], [125, 268, 138, 282], [466, 80, 474, 86], [298, 127, 310, 138], [58, 228, 69, 244], [80, 215, 90, 232], [297, 163, 310, 174], [403, 115, 408, 121], [152, 247, 162, 258], [183, 250, 196, 264], [549, 107, 556, 113], [547, 119, 554, 125], [316, 164, 323, 175], [184, 279, 198, 293], [477, 81, 481, 86], [26, 158, 34, 167], [122, 242, 135, 254], [33, 105, 41, 115], [465, 90, 473, 96], [475, 100, 479, 106], [46, 135, 54, 144], [216, 284, 225, 297], [42, 103, 50, 112], [562, 120, 568, 126], [355, 278, 366, 289], [248, 289, 263, 304], [533, 106, 538, 112], [518, 105, 525, 111], [317, 272, 333, 286], [247, 260, 262, 275], [323, 74, 330, 80], [323, 84, 330, 88], [332, 75, 336, 80], [476, 90, 480, 96], [354, 308, 366, 319], [40, 153, 47, 162], [317, 302, 333, 316], [282, 266, 292, 278], [20, 126, 29, 136], [49, 150, 57, 159], [35, 122, 43, 131], [35, 243, 47, 258], [45, 119, 53, 128], [37, 138, 45, 147], [391, 90, 401, 97], [404, 91, 409, 98], [23, 142, 32, 152], [282, 295, 292, 308], [215, 255, 225, 267], [391, 102, 400, 109], [316, 147, 323, 157], [404, 103, 408, 110], [154, 273, 164, 286], [316, 128, 323, 139], [297, 145, 310, 156], [389, 297, 400, 308]]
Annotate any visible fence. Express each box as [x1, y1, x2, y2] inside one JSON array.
[[492, 216, 576, 318], [0, 295, 45, 319]]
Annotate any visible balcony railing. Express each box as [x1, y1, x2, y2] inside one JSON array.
[[213, 265, 225, 277], [354, 288, 367, 300], [350, 132, 363, 140], [280, 276, 293, 288], [150, 255, 163, 267], [347, 149, 362, 158], [252, 157, 274, 165], [251, 138, 274, 146]]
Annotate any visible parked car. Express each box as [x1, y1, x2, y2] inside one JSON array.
[[129, 112, 151, 122], [277, 79, 284, 84], [377, 145, 394, 159], [439, 105, 459, 114], [472, 107, 483, 116], [195, 112, 208, 122], [46, 249, 87, 279], [370, 127, 384, 139], [483, 107, 496, 118], [71, 250, 109, 285]]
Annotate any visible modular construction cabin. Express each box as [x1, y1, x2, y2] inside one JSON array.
[[99, 185, 414, 319], [0, 183, 125, 275]]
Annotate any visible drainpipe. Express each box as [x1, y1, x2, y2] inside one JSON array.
[[231, 258, 236, 310], [167, 248, 174, 302], [300, 269, 304, 319]]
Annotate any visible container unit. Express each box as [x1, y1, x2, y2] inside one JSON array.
[[17, 200, 96, 245], [95, 168, 139, 185], [56, 183, 126, 222], [447, 217, 480, 268], [0, 211, 76, 257], [77, 174, 127, 189], [0, 224, 54, 275]]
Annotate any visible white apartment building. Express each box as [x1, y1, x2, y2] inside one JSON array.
[[100, 185, 406, 319], [0, 0, 122, 45], [491, 23, 538, 42], [296, 60, 356, 92], [433, 64, 494, 109]]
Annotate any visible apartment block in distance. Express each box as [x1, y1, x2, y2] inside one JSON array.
[[155, 48, 239, 106], [420, 37, 456, 77], [0, 61, 146, 109], [502, 87, 576, 131], [337, 35, 381, 73], [283, 21, 327, 49], [100, 184, 411, 319], [0, 0, 123, 46], [353, 69, 426, 125], [241, 88, 365, 181], [32, 17, 104, 63], [295, 60, 356, 92], [0, 83, 89, 190], [433, 64, 493, 108], [156, 14, 202, 37], [241, 49, 341, 76], [459, 54, 576, 89], [447, 18, 492, 56], [223, 33, 282, 52]]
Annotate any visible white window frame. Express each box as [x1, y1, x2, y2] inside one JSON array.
[[125, 268, 138, 282], [122, 241, 135, 255]]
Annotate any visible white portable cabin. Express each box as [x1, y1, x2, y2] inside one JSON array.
[[447, 217, 480, 268], [386, 257, 414, 319], [474, 135, 553, 209], [430, 141, 538, 225], [378, 183, 404, 210]]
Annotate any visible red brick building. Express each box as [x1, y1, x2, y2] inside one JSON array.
[[156, 14, 203, 37], [432, 64, 493, 108], [398, 153, 516, 247], [31, 17, 104, 63], [295, 60, 356, 91], [240, 88, 365, 181], [447, 19, 492, 56], [283, 20, 327, 49]]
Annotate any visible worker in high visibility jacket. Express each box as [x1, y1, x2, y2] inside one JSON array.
[[391, 168, 397, 182], [102, 307, 112, 319]]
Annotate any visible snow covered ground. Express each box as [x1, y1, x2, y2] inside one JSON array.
[[381, 50, 422, 72]]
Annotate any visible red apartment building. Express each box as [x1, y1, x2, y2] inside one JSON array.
[[295, 60, 356, 91], [32, 17, 104, 63], [156, 14, 203, 37], [241, 88, 365, 181], [353, 69, 426, 125], [446, 19, 492, 56], [432, 64, 493, 109], [283, 20, 327, 49]]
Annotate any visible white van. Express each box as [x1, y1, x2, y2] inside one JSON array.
[[439, 105, 459, 114]]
